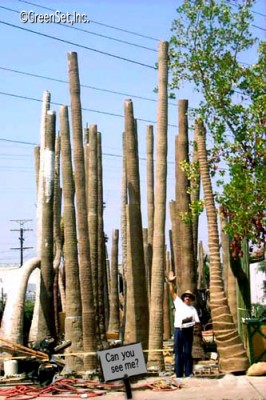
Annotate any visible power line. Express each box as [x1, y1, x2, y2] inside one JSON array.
[[0, 5, 158, 52], [225, 0, 266, 18], [18, 0, 160, 41], [0, 91, 178, 127], [0, 138, 175, 165], [0, 20, 156, 69], [0, 66, 177, 106]]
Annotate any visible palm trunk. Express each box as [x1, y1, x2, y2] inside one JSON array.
[[146, 125, 154, 304], [53, 135, 62, 337], [148, 41, 168, 370], [108, 229, 120, 335], [124, 99, 149, 349], [176, 100, 196, 294], [120, 132, 127, 342], [97, 132, 107, 342], [163, 251, 171, 340], [0, 258, 40, 344], [38, 110, 56, 340], [68, 51, 96, 369], [29, 91, 50, 344], [146, 125, 155, 248], [220, 210, 237, 324], [191, 121, 201, 263], [197, 122, 249, 373], [143, 228, 152, 307], [60, 105, 83, 371], [87, 125, 99, 341]]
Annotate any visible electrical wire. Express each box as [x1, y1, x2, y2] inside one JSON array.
[[0, 138, 175, 165], [0, 5, 158, 52], [0, 20, 156, 69], [0, 66, 178, 106], [0, 91, 178, 127], [17, 0, 160, 41], [225, 0, 266, 18]]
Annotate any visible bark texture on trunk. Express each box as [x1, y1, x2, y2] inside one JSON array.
[[68, 51, 96, 369], [197, 123, 249, 373], [148, 41, 168, 370], [38, 110, 56, 340], [175, 100, 196, 295], [108, 230, 120, 334], [0, 258, 40, 344], [60, 105, 83, 371], [124, 99, 149, 349]]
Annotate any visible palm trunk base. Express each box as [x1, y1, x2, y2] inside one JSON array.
[[147, 352, 165, 372], [219, 357, 249, 374]]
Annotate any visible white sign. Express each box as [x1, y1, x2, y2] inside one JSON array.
[[97, 342, 147, 382]]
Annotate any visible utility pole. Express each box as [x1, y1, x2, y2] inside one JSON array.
[[10, 219, 33, 267]]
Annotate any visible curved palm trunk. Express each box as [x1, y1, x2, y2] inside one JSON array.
[[60, 105, 83, 371], [148, 41, 168, 370], [0, 258, 40, 344], [38, 110, 56, 340], [197, 123, 249, 373], [68, 52, 97, 369]]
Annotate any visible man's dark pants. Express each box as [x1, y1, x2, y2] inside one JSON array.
[[174, 326, 194, 377]]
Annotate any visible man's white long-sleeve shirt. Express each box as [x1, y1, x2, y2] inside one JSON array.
[[174, 296, 200, 328]]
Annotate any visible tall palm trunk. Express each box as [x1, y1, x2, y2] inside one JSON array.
[[68, 51, 96, 369], [60, 105, 83, 371], [87, 125, 99, 340], [197, 122, 249, 373], [146, 125, 154, 304], [29, 91, 50, 344], [175, 100, 196, 294], [53, 135, 62, 337], [120, 132, 127, 342], [97, 132, 107, 342], [146, 124, 154, 247], [191, 121, 201, 263], [124, 99, 149, 349], [38, 110, 56, 340], [148, 41, 168, 370], [163, 251, 171, 340]]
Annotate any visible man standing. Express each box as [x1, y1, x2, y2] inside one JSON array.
[[168, 271, 200, 377]]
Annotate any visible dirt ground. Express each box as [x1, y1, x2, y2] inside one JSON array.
[[0, 374, 265, 399]]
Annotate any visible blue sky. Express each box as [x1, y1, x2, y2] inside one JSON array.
[[0, 0, 265, 264]]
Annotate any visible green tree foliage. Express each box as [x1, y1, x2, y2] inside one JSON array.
[[169, 0, 265, 255]]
